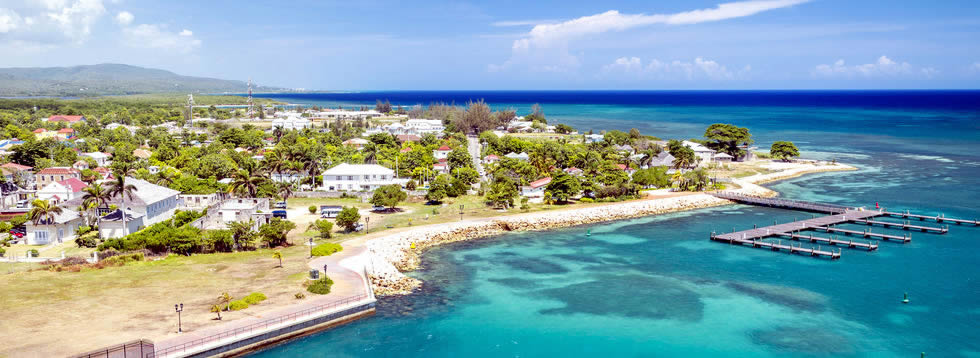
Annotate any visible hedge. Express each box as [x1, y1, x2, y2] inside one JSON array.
[[228, 300, 249, 311], [311, 243, 343, 257], [243, 292, 267, 305], [306, 277, 334, 295]]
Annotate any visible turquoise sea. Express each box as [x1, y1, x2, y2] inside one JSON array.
[[250, 91, 980, 357]]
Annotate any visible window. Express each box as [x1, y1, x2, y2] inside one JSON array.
[[347, 176, 353, 181], [35, 231, 49, 242]]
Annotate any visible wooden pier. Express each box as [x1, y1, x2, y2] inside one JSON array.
[[852, 219, 948, 233], [776, 232, 878, 251], [884, 211, 979, 226], [814, 226, 911, 243], [711, 209, 883, 242], [710, 234, 841, 259]]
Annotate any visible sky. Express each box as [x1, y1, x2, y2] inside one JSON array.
[[1, 0, 979, 90]]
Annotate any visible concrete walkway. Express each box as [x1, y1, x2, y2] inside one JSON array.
[[150, 244, 376, 357]]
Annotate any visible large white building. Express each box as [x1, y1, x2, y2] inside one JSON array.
[[271, 115, 312, 130], [321, 163, 408, 191], [63, 178, 181, 238], [683, 141, 717, 165]]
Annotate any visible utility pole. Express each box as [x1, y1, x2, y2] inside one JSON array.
[[246, 78, 254, 119]]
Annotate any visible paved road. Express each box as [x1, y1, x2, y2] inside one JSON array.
[[466, 135, 484, 177]]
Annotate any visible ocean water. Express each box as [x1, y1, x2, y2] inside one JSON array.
[[249, 91, 980, 357]]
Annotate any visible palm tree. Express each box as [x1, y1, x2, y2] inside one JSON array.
[[229, 161, 267, 198], [262, 150, 288, 182], [272, 250, 283, 268], [27, 199, 62, 226], [105, 173, 138, 232], [216, 292, 232, 315], [672, 154, 693, 171], [82, 183, 111, 238], [277, 181, 294, 202], [155, 169, 177, 187]]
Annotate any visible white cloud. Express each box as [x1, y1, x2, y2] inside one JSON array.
[[813, 56, 937, 79], [122, 24, 201, 53], [602, 56, 750, 80], [493, 0, 809, 72], [0, 0, 106, 45], [114, 10, 132, 25], [0, 8, 24, 33]]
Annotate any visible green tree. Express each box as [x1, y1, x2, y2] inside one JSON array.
[[447, 147, 472, 170], [229, 161, 267, 198], [370, 184, 407, 210], [632, 167, 671, 188], [258, 218, 296, 248], [227, 220, 257, 251], [272, 250, 283, 268], [485, 174, 518, 209], [545, 173, 580, 203], [704, 123, 752, 158], [335, 207, 361, 232], [308, 219, 334, 239], [426, 174, 451, 202], [770, 141, 800, 162]]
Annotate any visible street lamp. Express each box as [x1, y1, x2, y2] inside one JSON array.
[[459, 204, 464, 221], [309, 238, 314, 258], [323, 264, 328, 277], [175, 303, 184, 333], [365, 217, 370, 234]]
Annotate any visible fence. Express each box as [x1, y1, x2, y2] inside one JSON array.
[[71, 339, 154, 358], [148, 294, 372, 358]]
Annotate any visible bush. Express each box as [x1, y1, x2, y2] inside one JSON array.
[[0, 246, 5, 257], [311, 243, 343, 257], [28, 249, 39, 257], [228, 300, 249, 311], [243, 292, 267, 305], [295, 292, 306, 299], [102, 252, 144, 266], [306, 276, 334, 295], [335, 207, 361, 232], [579, 197, 594, 203], [308, 205, 317, 214]]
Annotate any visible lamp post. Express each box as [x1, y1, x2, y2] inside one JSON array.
[[459, 204, 464, 221], [323, 264, 328, 277], [365, 217, 370, 234], [175, 303, 183, 333], [309, 237, 314, 258]]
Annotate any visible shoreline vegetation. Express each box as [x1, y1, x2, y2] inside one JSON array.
[[365, 161, 856, 295]]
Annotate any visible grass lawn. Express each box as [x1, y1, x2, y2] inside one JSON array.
[[0, 247, 314, 357]]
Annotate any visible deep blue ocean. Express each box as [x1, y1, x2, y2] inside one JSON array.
[[249, 91, 980, 357]]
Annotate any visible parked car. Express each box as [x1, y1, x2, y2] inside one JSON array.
[[274, 201, 287, 209], [272, 210, 288, 219], [371, 205, 386, 212], [9, 226, 25, 238]]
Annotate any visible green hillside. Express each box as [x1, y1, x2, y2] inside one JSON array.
[[0, 64, 281, 97]]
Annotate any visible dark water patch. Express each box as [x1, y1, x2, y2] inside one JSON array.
[[726, 281, 827, 313], [500, 257, 570, 274], [462, 254, 484, 262], [488, 277, 542, 290], [749, 326, 855, 355], [550, 253, 605, 264], [535, 274, 703, 322]]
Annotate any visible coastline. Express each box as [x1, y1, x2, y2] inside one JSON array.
[[365, 161, 857, 295]]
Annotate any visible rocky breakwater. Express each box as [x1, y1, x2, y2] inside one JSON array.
[[366, 193, 732, 296]]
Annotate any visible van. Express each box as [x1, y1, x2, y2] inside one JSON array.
[[272, 210, 287, 219]]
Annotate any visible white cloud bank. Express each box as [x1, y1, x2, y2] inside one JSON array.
[[813, 56, 938, 79], [602, 56, 750, 80], [0, 0, 106, 44], [114, 10, 132, 25], [121, 23, 201, 53], [491, 0, 809, 72]]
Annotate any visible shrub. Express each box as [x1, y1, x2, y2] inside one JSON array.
[[102, 252, 144, 266], [312, 243, 343, 256], [335, 207, 361, 232], [294, 292, 306, 299], [579, 197, 594, 203], [243, 292, 267, 305], [0, 247, 5, 257], [308, 205, 317, 214], [228, 300, 249, 311], [28, 249, 39, 257], [306, 276, 334, 295]]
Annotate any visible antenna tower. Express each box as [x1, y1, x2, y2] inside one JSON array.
[[246, 78, 254, 119]]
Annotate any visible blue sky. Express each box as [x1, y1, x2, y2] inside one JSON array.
[[1, 0, 979, 90]]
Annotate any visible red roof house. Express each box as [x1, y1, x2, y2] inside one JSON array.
[[47, 115, 85, 123]]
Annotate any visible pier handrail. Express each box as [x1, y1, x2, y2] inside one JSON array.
[[711, 192, 850, 213], [149, 293, 371, 358]]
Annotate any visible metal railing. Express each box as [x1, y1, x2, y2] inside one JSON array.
[[148, 294, 371, 358], [71, 339, 154, 358]]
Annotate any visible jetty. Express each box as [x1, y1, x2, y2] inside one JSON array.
[[707, 192, 977, 260]]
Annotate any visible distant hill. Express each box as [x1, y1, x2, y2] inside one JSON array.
[[0, 64, 282, 97]]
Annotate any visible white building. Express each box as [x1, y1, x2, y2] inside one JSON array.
[[25, 208, 84, 245], [36, 178, 87, 204], [321, 163, 408, 191], [584, 134, 604, 143], [405, 119, 444, 134], [434, 145, 452, 160], [505, 152, 530, 161], [64, 178, 181, 238], [271, 115, 312, 130], [80, 152, 112, 167], [683, 141, 717, 165], [521, 177, 552, 201]]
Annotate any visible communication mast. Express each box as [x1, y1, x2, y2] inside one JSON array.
[[186, 94, 195, 122], [246, 78, 255, 119]]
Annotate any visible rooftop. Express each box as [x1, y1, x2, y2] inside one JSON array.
[[323, 163, 394, 176]]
